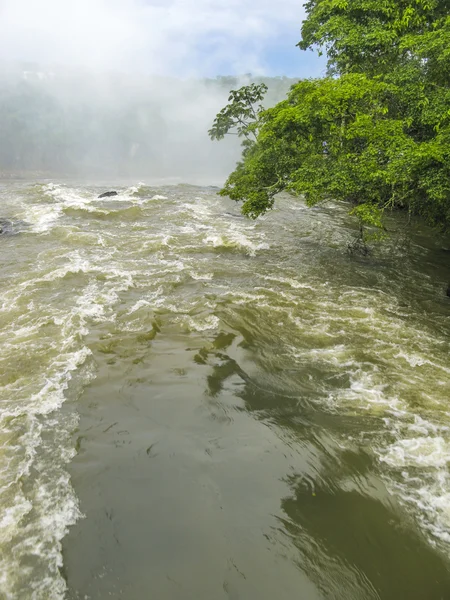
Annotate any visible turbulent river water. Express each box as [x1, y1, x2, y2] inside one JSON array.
[[0, 180, 449, 599]]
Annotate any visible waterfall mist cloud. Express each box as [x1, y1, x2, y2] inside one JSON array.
[[0, 0, 313, 76], [0, 1, 324, 182]]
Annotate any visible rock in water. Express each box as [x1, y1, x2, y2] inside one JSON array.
[[0, 219, 14, 235], [98, 191, 118, 198], [446, 284, 450, 298], [0, 218, 29, 235]]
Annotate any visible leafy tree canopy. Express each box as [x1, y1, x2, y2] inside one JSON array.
[[210, 0, 450, 240], [209, 83, 267, 143]]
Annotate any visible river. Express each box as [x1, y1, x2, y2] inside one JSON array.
[[0, 180, 449, 599]]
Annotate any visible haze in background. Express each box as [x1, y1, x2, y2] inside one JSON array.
[[0, 0, 324, 181]]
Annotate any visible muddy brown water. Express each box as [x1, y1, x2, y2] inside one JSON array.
[[1, 181, 449, 599]]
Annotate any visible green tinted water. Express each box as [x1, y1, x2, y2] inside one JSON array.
[[0, 181, 449, 599]]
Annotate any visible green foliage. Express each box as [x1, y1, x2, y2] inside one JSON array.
[[350, 204, 384, 230], [210, 0, 450, 237], [208, 83, 268, 142], [299, 0, 450, 79]]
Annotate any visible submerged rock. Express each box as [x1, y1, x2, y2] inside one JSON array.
[[0, 218, 27, 235], [446, 284, 450, 298], [98, 191, 118, 198]]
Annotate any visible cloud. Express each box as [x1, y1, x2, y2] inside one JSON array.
[[0, 0, 325, 181], [0, 0, 317, 76]]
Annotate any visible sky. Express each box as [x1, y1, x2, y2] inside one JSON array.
[[0, 0, 325, 78]]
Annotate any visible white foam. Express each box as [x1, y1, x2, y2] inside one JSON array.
[[202, 231, 269, 256], [322, 362, 450, 546], [395, 351, 450, 374], [0, 342, 91, 598], [4, 178, 450, 585], [126, 289, 164, 315], [190, 271, 213, 280], [0, 191, 138, 595], [26, 203, 63, 233], [21, 183, 101, 232], [186, 315, 220, 331], [382, 436, 450, 469], [262, 275, 316, 290]]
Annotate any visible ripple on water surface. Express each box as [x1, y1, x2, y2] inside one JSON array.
[[0, 180, 449, 599]]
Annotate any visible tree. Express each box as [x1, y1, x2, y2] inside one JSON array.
[[209, 0, 450, 240], [208, 83, 268, 143], [299, 0, 450, 80]]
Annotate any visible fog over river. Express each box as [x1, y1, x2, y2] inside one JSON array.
[[0, 180, 449, 599]]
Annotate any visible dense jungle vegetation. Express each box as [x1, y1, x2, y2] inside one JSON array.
[[210, 0, 450, 241]]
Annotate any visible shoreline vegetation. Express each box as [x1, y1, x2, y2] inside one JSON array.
[[210, 0, 450, 255]]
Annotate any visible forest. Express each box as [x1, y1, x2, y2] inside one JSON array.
[[210, 0, 450, 241]]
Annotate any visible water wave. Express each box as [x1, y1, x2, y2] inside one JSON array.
[[1, 180, 449, 598]]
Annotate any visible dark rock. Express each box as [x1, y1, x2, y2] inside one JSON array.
[[446, 284, 450, 298], [98, 191, 118, 198], [0, 218, 29, 236], [0, 218, 14, 235]]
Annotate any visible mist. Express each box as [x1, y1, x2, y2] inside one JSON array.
[[0, 0, 323, 183]]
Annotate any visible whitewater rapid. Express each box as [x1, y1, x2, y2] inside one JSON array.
[[0, 180, 449, 598]]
